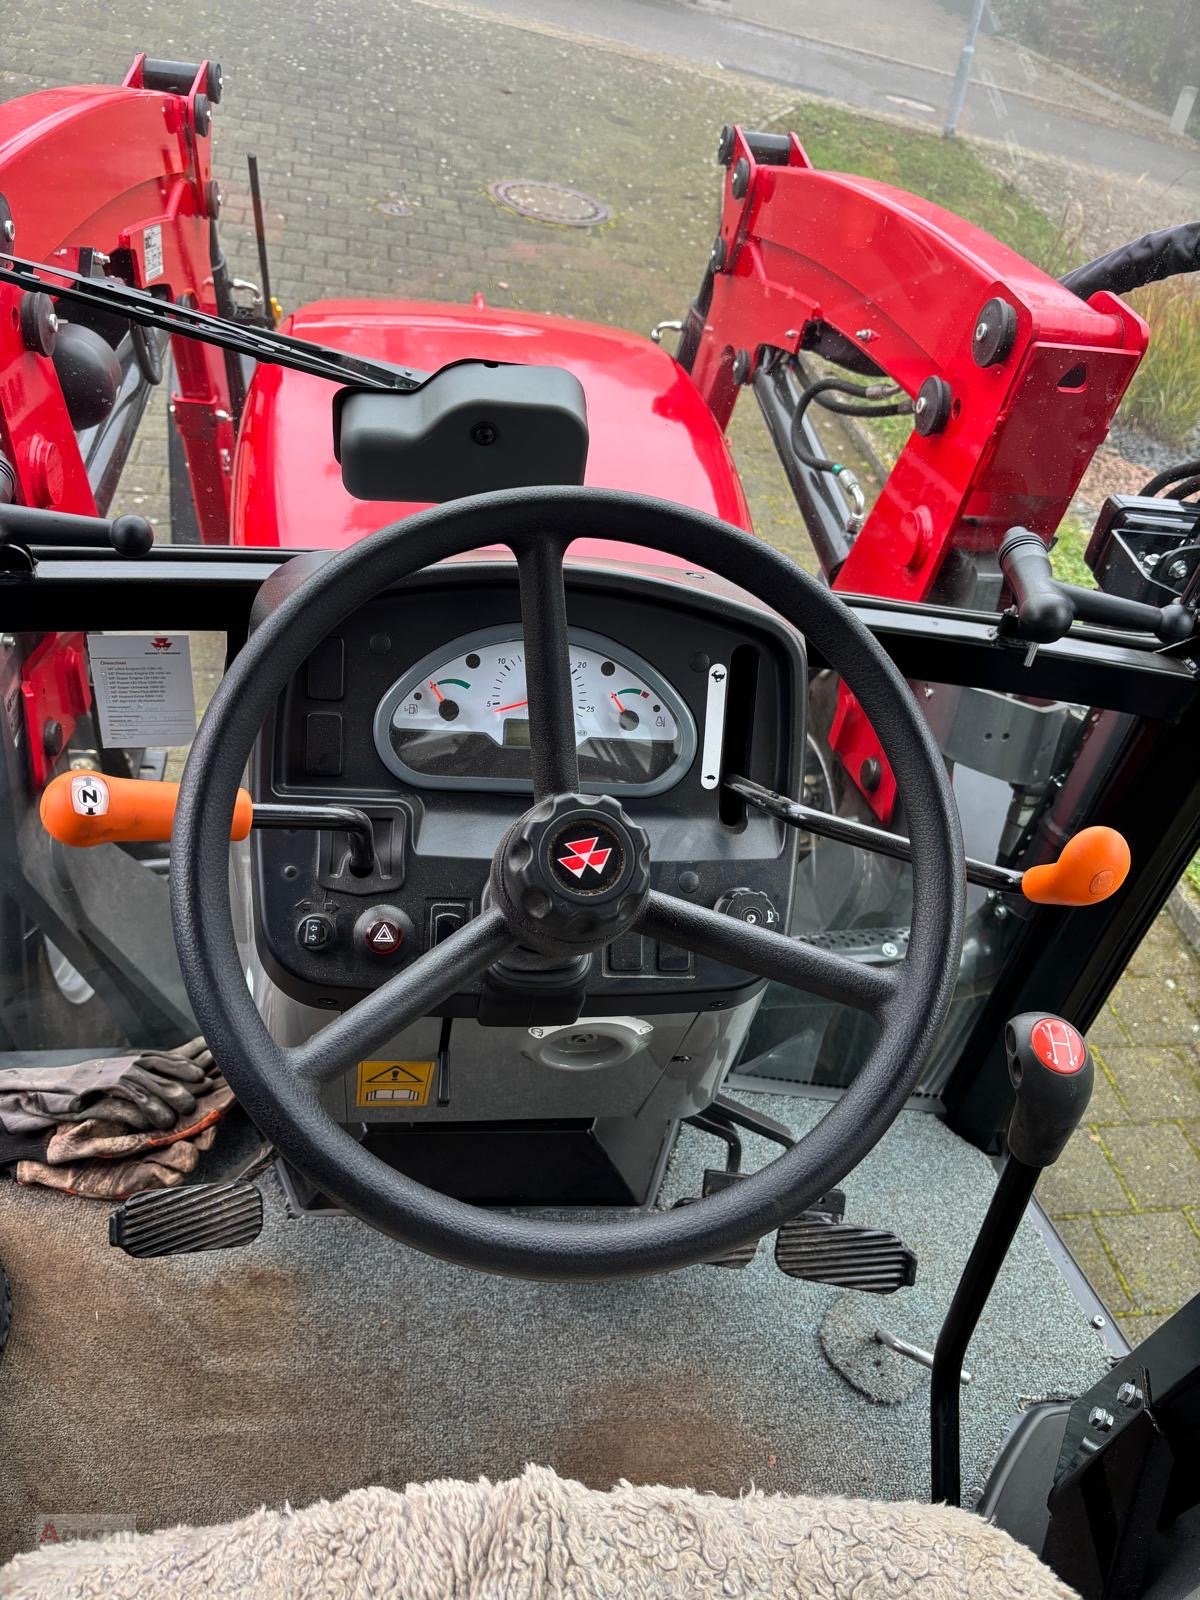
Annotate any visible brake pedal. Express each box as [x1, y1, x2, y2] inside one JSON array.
[[109, 1180, 264, 1258], [775, 1207, 916, 1294]]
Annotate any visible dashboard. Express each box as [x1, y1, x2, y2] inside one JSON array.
[[251, 560, 806, 1017], [374, 627, 695, 794]]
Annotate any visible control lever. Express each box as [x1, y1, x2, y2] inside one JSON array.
[[39, 771, 376, 877], [999, 526, 1194, 645], [727, 774, 1131, 907], [930, 1013, 1094, 1506], [1, 502, 154, 555]]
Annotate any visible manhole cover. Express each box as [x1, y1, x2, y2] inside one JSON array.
[[487, 179, 611, 227]]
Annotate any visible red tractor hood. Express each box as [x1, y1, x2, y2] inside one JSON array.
[[231, 299, 752, 563]]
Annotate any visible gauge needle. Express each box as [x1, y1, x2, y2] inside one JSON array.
[[493, 698, 528, 714], [610, 691, 626, 714], [428, 680, 444, 703]]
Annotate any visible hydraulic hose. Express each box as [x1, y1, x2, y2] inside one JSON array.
[[1140, 458, 1200, 497], [1061, 221, 1200, 302], [789, 375, 907, 463], [788, 374, 910, 524]]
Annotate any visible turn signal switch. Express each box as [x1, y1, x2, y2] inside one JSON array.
[[930, 1013, 1094, 1507]]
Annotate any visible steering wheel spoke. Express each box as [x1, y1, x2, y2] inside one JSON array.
[[289, 907, 513, 1088], [511, 534, 579, 799], [638, 891, 898, 1015]]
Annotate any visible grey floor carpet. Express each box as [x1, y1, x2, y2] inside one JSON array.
[[0, 1096, 1107, 1560]]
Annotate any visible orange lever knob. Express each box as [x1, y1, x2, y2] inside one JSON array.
[[1021, 826, 1131, 907], [40, 772, 253, 847]]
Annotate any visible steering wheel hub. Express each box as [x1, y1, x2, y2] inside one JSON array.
[[492, 792, 650, 953]]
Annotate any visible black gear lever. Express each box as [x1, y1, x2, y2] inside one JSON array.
[[930, 1012, 1094, 1506]]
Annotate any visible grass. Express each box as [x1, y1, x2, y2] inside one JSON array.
[[782, 103, 1063, 269], [1048, 514, 1096, 589], [1119, 278, 1200, 450]]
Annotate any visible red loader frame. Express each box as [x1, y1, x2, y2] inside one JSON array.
[[0, 84, 1150, 822], [0, 58, 235, 769], [680, 126, 1149, 817], [0, 56, 233, 539]]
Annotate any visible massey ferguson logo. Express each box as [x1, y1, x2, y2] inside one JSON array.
[[556, 835, 612, 879], [151, 637, 172, 651]]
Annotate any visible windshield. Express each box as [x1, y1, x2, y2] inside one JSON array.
[[1, 1, 1198, 1562], [0, 2, 1195, 563]]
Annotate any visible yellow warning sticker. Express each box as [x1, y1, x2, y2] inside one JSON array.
[[355, 1059, 435, 1108]]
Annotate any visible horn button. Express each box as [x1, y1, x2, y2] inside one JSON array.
[[491, 793, 651, 954]]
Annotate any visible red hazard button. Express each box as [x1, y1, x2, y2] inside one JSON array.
[[365, 919, 403, 955], [1031, 1017, 1086, 1074], [354, 905, 412, 959]]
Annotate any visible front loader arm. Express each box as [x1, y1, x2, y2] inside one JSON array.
[[679, 126, 1149, 819], [0, 56, 233, 541], [680, 125, 1148, 604]]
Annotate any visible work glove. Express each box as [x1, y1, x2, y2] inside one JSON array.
[[17, 1136, 203, 1201], [0, 1038, 214, 1135], [15, 1075, 234, 1200]]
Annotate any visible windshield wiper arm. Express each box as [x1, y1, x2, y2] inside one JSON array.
[[0, 255, 425, 392]]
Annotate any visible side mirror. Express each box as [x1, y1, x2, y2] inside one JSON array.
[[333, 360, 589, 503]]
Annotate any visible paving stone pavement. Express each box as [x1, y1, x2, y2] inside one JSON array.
[[3, 0, 1197, 1343], [1043, 916, 1200, 1345]]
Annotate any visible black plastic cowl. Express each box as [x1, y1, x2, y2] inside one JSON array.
[[334, 361, 589, 503]]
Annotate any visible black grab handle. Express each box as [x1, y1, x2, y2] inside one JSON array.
[[0, 503, 153, 555], [998, 528, 1075, 641], [999, 526, 1193, 645]]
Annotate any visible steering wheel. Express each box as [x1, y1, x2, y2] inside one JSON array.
[[172, 487, 964, 1281]]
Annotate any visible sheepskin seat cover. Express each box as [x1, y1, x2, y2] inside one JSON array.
[[0, 1464, 1076, 1599]]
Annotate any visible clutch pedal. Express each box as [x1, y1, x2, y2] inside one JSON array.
[[775, 1200, 916, 1294], [673, 1169, 759, 1268], [109, 1179, 264, 1258]]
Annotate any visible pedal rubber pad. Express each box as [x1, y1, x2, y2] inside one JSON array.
[[775, 1214, 916, 1294], [109, 1180, 264, 1258]]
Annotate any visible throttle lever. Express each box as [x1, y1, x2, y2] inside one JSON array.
[[727, 774, 1130, 906]]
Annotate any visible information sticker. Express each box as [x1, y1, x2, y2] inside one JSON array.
[[143, 224, 164, 282], [87, 634, 197, 748], [355, 1060, 435, 1108]]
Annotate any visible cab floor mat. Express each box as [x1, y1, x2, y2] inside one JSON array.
[[0, 1097, 1107, 1560]]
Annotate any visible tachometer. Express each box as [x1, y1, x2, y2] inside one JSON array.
[[374, 627, 696, 794]]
